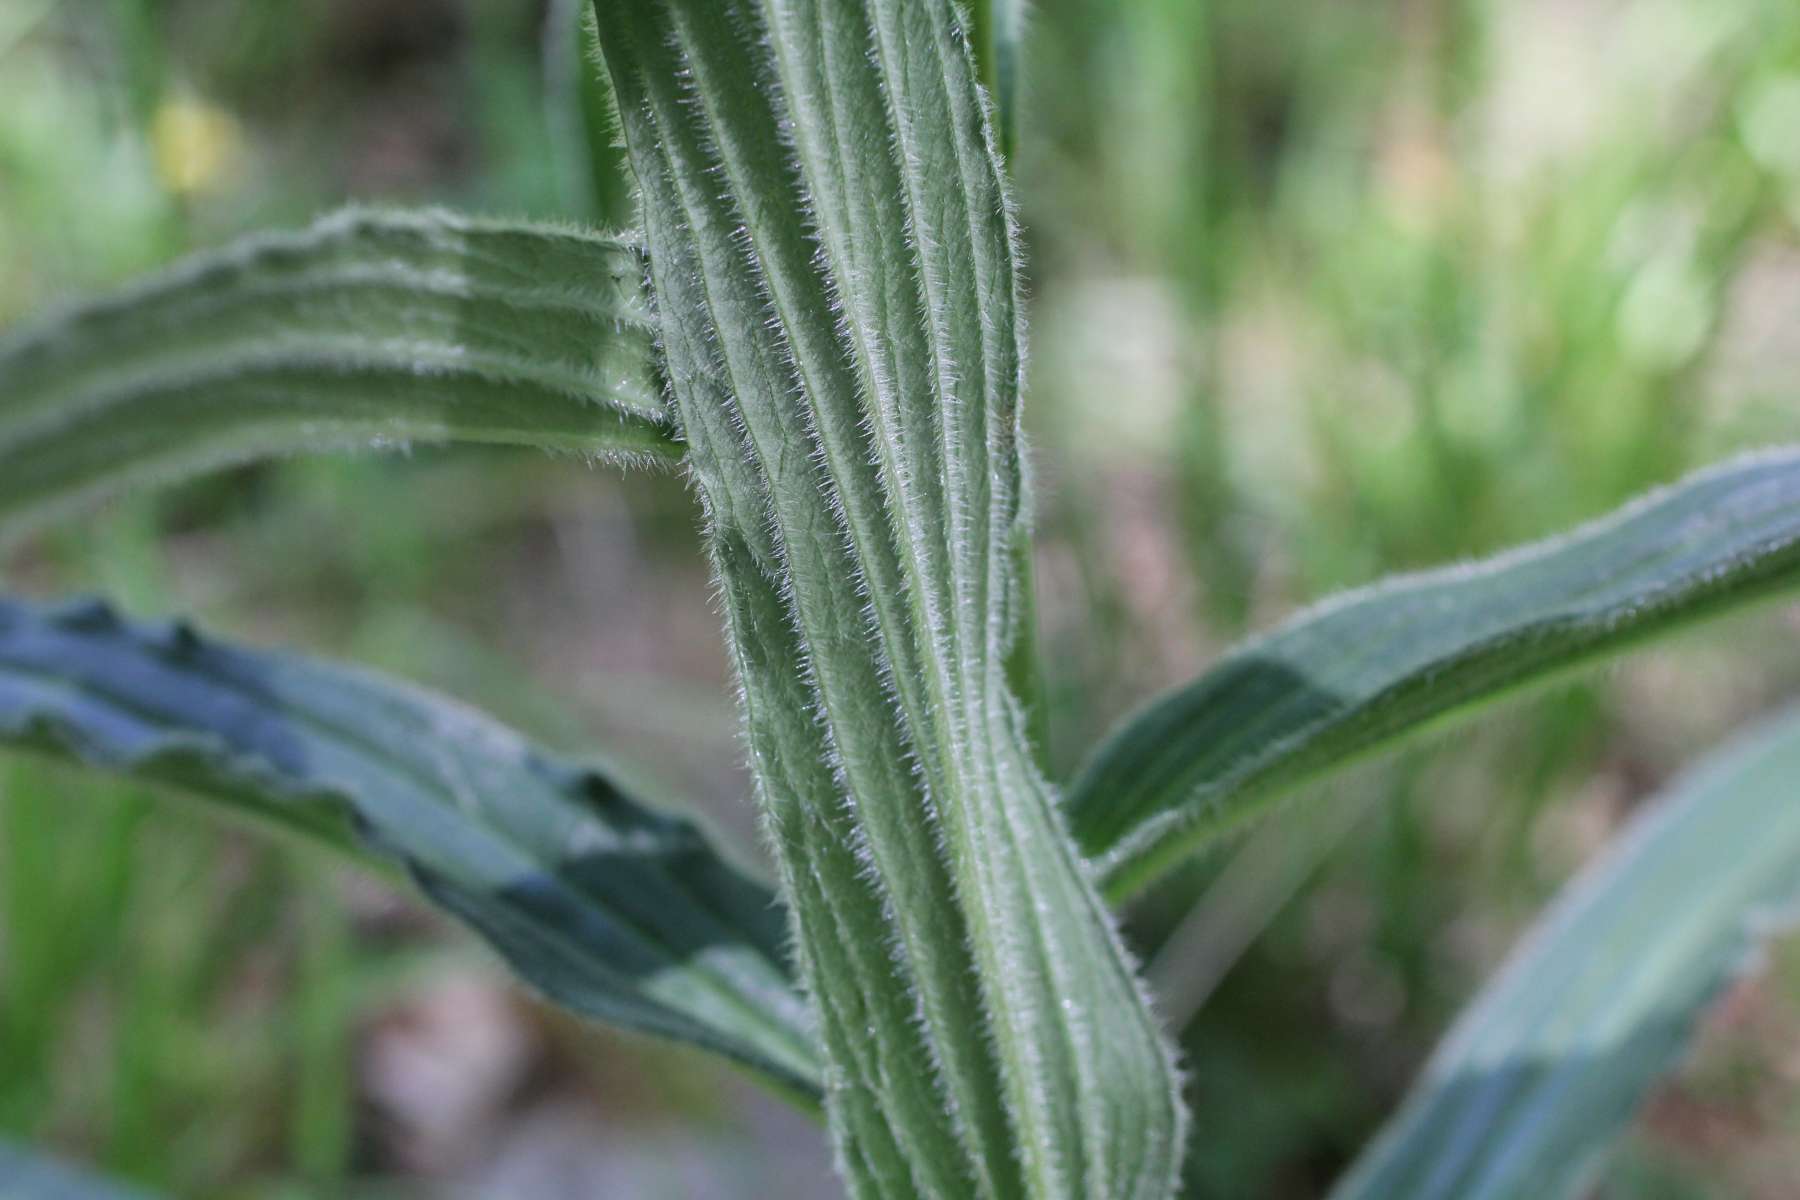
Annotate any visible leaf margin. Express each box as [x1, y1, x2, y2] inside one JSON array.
[[0, 593, 821, 1102], [1070, 447, 1800, 898], [0, 206, 681, 546], [1329, 699, 1800, 1199]]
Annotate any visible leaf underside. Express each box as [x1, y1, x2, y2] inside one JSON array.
[[1332, 703, 1800, 1200], [594, 1, 1184, 1197], [0, 595, 820, 1100], [1071, 448, 1800, 898], [0, 208, 679, 545]]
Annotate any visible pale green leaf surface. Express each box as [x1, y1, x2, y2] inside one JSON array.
[[0, 208, 679, 544], [1332, 702, 1800, 1200], [1070, 449, 1800, 897], [0, 595, 819, 1099], [0, 1140, 154, 1200], [594, 1, 1184, 1196]]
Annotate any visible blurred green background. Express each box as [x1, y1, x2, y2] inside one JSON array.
[[3, 0, 1800, 1195]]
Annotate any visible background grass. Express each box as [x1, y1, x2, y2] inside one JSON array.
[[2, 0, 1800, 1195]]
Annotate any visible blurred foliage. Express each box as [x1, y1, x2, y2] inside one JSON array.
[[1024, 0, 1800, 1196], [2, 0, 1799, 1195]]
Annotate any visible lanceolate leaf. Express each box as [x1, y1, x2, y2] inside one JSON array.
[[1070, 449, 1800, 898], [0, 1139, 155, 1200], [0, 208, 678, 543], [1332, 703, 1800, 1200], [594, 1, 1184, 1196], [0, 596, 819, 1099]]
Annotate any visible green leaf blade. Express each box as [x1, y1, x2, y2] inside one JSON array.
[[594, 1, 1184, 1195], [969, 0, 1024, 157], [1071, 449, 1800, 897], [0, 208, 680, 543], [1331, 703, 1800, 1200], [0, 595, 819, 1100]]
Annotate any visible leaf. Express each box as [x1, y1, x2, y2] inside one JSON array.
[[0, 595, 820, 1100], [969, 0, 1024, 157], [544, 0, 635, 224], [1069, 449, 1800, 898], [593, 1, 1184, 1196], [0, 208, 679, 545], [1330, 702, 1800, 1200], [0, 1139, 155, 1200]]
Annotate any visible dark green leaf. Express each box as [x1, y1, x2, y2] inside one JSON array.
[[0, 595, 819, 1100], [969, 0, 1024, 157], [1070, 449, 1800, 897]]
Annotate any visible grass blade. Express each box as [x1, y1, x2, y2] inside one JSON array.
[[1331, 703, 1800, 1200], [1069, 449, 1800, 897], [594, 0, 1184, 1194], [0, 1139, 155, 1200], [0, 208, 679, 544], [0, 595, 819, 1100]]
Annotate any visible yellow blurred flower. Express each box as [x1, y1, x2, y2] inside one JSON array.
[[151, 98, 241, 196]]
